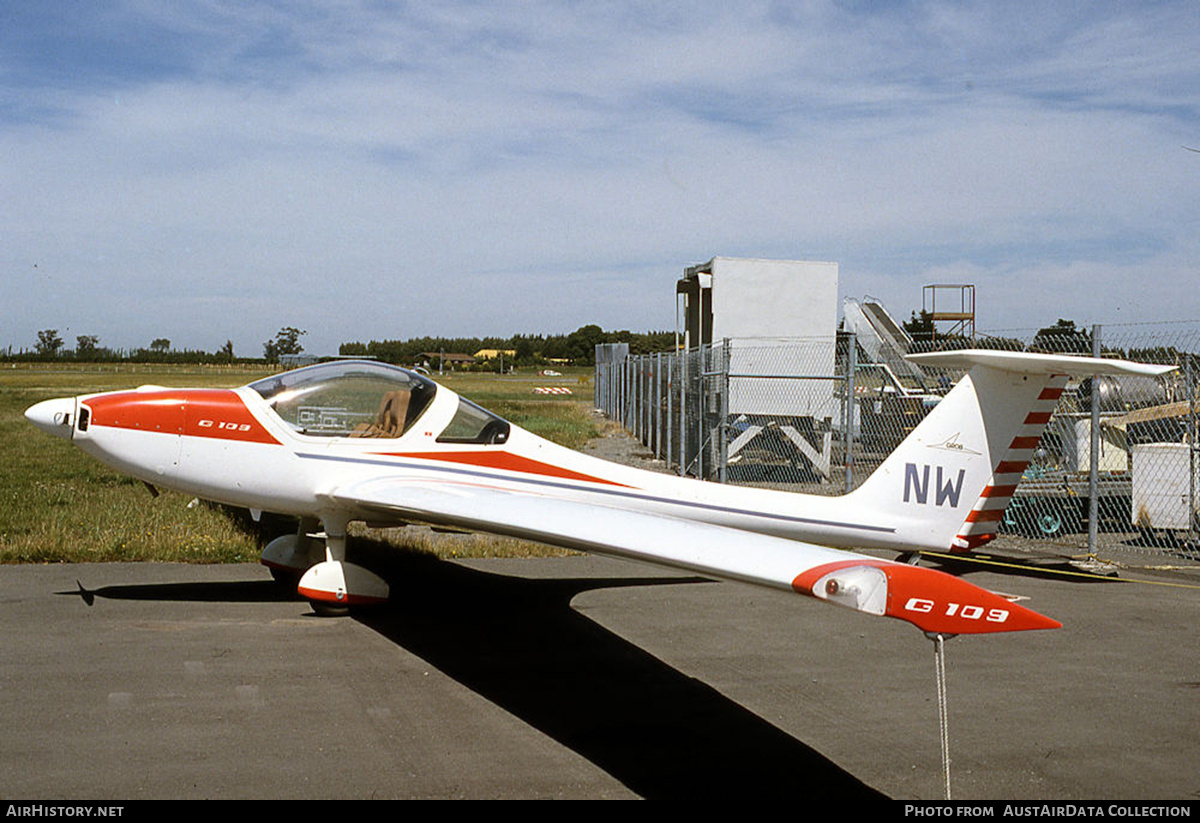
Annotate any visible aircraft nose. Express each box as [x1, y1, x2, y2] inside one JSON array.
[[25, 397, 76, 440]]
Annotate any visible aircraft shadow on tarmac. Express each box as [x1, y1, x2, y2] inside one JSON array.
[[65, 548, 887, 802], [61, 578, 293, 606], [916, 551, 1125, 583]]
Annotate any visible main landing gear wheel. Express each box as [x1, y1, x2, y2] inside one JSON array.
[[297, 559, 389, 616], [265, 515, 391, 616], [310, 601, 351, 618]]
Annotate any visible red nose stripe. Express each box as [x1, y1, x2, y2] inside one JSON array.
[[183, 391, 280, 443], [86, 390, 279, 444], [86, 392, 186, 434]]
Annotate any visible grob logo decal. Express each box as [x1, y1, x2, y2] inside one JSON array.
[[929, 432, 982, 455]]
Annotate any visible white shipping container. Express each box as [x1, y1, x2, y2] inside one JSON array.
[[1131, 443, 1199, 530]]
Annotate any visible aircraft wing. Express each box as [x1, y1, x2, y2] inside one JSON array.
[[325, 476, 1061, 636]]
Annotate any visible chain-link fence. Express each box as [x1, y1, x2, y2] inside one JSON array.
[[596, 323, 1200, 562]]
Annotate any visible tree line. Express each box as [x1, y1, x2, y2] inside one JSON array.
[[3, 329, 241, 364], [340, 325, 676, 368], [4, 325, 677, 367], [12, 319, 1199, 372]]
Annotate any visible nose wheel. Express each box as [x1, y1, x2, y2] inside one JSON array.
[[297, 553, 390, 615]]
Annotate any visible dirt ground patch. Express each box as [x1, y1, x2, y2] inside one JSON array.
[[578, 410, 673, 474]]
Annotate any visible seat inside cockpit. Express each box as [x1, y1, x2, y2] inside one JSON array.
[[352, 390, 412, 438]]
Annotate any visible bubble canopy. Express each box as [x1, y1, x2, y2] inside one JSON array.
[[250, 361, 437, 438], [248, 360, 509, 444]]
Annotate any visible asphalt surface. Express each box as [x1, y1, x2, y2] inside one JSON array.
[[1, 549, 1197, 801]]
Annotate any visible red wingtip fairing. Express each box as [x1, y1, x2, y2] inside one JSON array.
[[793, 560, 1061, 635]]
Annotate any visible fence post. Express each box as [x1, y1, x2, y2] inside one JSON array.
[[681, 347, 691, 477], [640, 355, 647, 444], [1189, 356, 1197, 543], [719, 339, 730, 484], [634, 355, 641, 443], [629, 355, 635, 432], [638, 355, 646, 445], [626, 355, 633, 436], [629, 355, 635, 440], [666, 352, 674, 470], [844, 331, 857, 494], [652, 353, 659, 458], [1088, 324, 1101, 555], [696, 344, 706, 479], [645, 355, 651, 448]]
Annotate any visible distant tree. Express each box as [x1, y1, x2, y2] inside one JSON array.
[[903, 310, 936, 343], [337, 326, 677, 367], [150, 338, 171, 352], [512, 334, 537, 364], [565, 324, 606, 365], [632, 331, 676, 354], [36, 329, 63, 357], [264, 326, 305, 363], [1128, 345, 1195, 369], [276, 327, 305, 354], [1031, 319, 1091, 354], [219, 340, 234, 362], [973, 334, 1025, 351], [76, 335, 100, 360]]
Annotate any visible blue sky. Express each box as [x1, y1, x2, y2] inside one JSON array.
[[3, 1, 1199, 356]]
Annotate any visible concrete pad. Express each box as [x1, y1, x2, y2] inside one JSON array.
[[0, 555, 1196, 800]]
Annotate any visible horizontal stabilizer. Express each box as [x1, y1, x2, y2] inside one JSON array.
[[907, 349, 1175, 377]]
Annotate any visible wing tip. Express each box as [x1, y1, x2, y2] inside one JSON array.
[[794, 560, 1061, 635]]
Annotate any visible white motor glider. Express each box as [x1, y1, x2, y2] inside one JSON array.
[[26, 350, 1173, 635]]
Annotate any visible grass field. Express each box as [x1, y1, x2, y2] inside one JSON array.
[[1, 363, 598, 564]]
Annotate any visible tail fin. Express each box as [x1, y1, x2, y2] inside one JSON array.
[[848, 350, 1174, 553]]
